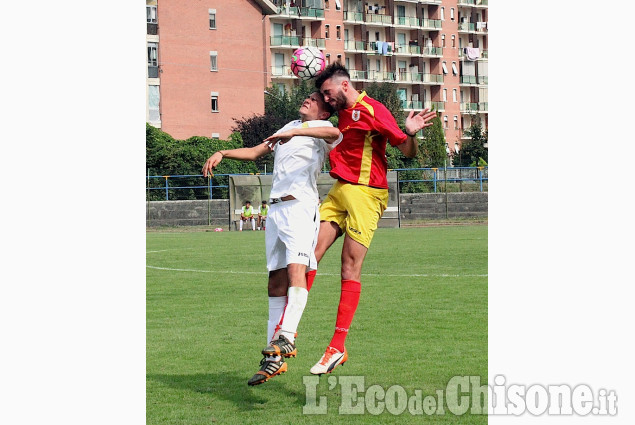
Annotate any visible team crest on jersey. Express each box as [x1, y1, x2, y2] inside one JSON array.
[[352, 110, 360, 121]]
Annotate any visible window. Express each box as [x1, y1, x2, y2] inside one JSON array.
[[450, 8, 455, 21], [146, 5, 157, 23], [209, 9, 216, 29], [147, 42, 158, 78], [325, 24, 330, 39], [376, 59, 381, 72], [443, 88, 447, 102], [335, 0, 342, 11], [451, 35, 456, 48], [325, 0, 329, 8], [211, 92, 219, 112], [148, 85, 160, 123], [325, 53, 330, 66], [452, 88, 457, 103], [441, 34, 446, 48], [441, 61, 448, 75], [453, 116, 459, 130], [440, 7, 445, 21], [210, 51, 218, 71], [451, 62, 458, 76], [336, 25, 341, 40], [443, 115, 448, 129], [212, 133, 220, 139]]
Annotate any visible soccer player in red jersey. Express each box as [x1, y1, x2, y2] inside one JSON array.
[[309, 63, 437, 374]]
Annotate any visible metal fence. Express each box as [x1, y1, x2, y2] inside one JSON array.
[[146, 167, 488, 201]]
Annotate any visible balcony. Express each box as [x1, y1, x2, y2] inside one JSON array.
[[147, 23, 158, 35], [459, 48, 487, 60], [271, 65, 295, 78], [458, 22, 475, 32], [368, 41, 394, 55], [477, 102, 488, 112], [395, 71, 423, 83], [349, 69, 367, 81], [460, 75, 478, 85], [394, 16, 419, 28], [343, 11, 364, 23], [364, 13, 392, 26], [394, 44, 421, 56], [458, 0, 488, 7], [427, 101, 445, 111], [344, 39, 367, 52], [367, 70, 395, 82], [420, 18, 442, 30], [422, 73, 444, 84], [401, 100, 423, 110], [422, 46, 443, 57], [270, 35, 302, 48], [275, 6, 325, 19], [477, 75, 488, 85], [303, 37, 326, 48], [458, 21, 487, 33], [460, 102, 478, 114]]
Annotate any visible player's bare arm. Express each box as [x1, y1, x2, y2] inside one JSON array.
[[202, 143, 272, 177], [263, 127, 341, 148], [398, 108, 438, 158]]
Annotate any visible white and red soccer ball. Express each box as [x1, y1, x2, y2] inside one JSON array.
[[290, 47, 326, 80]]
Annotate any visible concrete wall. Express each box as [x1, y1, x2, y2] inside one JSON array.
[[399, 192, 488, 221], [147, 199, 229, 227], [146, 192, 487, 227]]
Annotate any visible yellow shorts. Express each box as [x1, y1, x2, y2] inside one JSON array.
[[319, 180, 389, 248]]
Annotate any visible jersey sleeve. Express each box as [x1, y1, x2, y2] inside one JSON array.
[[373, 103, 408, 147]]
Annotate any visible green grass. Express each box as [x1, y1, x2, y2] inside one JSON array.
[[147, 225, 487, 424]]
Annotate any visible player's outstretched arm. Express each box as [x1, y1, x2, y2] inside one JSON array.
[[202, 143, 271, 177], [264, 127, 341, 148]]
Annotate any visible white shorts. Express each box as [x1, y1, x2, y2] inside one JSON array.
[[265, 199, 319, 272]]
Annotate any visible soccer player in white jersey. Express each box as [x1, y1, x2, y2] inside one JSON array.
[[202, 92, 342, 386]]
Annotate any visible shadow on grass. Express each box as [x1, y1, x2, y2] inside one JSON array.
[[147, 371, 307, 411]]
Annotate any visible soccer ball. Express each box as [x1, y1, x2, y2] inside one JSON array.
[[290, 47, 326, 80]]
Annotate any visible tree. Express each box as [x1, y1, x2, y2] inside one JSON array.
[[419, 114, 447, 168], [146, 123, 257, 200], [453, 121, 488, 167]]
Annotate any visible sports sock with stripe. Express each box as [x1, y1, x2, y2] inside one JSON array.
[[329, 279, 361, 352]]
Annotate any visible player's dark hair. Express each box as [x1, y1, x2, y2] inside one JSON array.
[[312, 90, 335, 118], [315, 62, 350, 90]]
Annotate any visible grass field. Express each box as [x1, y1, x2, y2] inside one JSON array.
[[147, 225, 488, 424]]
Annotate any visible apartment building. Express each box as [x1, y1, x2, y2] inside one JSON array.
[[145, 0, 278, 140], [146, 0, 487, 153]]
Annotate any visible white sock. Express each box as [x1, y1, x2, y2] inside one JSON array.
[[239, 220, 243, 230], [280, 286, 308, 343], [267, 296, 287, 344], [251, 219, 255, 230], [266, 355, 281, 362]]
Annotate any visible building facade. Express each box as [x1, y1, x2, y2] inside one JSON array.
[[146, 0, 487, 153]]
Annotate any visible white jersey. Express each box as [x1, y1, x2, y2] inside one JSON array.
[[269, 119, 333, 204]]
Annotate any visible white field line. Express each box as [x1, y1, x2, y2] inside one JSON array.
[[146, 265, 487, 278]]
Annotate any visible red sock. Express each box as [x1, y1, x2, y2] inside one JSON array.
[[306, 270, 317, 292], [329, 279, 361, 352]]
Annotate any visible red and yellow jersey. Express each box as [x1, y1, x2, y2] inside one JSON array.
[[329, 91, 407, 189]]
